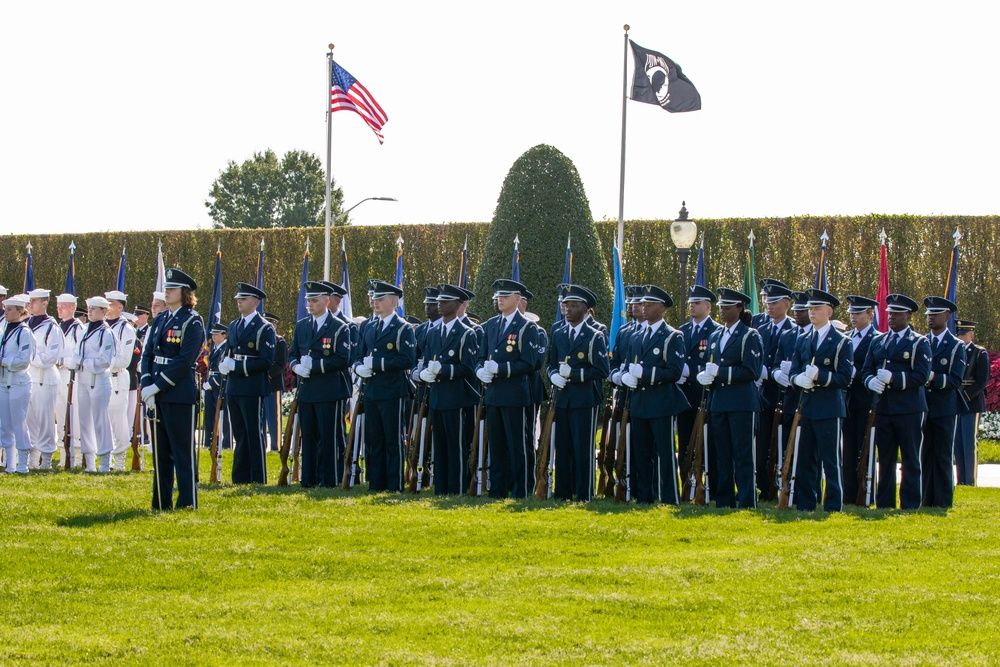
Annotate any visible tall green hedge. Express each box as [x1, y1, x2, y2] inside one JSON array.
[[2, 214, 996, 348]]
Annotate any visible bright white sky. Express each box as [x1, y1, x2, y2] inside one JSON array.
[[2, 1, 997, 234]]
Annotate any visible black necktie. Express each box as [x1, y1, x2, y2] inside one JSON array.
[[886, 332, 899, 356], [692, 324, 700, 340], [313, 318, 319, 334], [570, 327, 577, 345], [811, 331, 819, 355], [237, 318, 246, 337], [932, 336, 939, 353]]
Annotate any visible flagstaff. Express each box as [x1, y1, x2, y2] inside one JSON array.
[[617, 25, 629, 257]]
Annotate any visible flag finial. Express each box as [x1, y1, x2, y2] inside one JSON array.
[[26, 241, 32, 252], [699, 231, 704, 249], [953, 227, 962, 244], [463, 234, 468, 250], [260, 238, 265, 251], [69, 240, 76, 252], [880, 228, 887, 245], [820, 229, 829, 245], [305, 237, 310, 252], [566, 232, 571, 249], [514, 234, 520, 248], [217, 239, 221, 252], [748, 229, 755, 246], [342, 236, 346, 251], [396, 234, 403, 248]]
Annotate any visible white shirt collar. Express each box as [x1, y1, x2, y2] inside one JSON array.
[[854, 324, 872, 338], [313, 311, 328, 328]]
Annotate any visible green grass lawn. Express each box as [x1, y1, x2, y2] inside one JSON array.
[[2, 453, 999, 666], [979, 438, 1000, 464]]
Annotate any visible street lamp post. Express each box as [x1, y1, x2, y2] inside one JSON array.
[[669, 201, 698, 321], [324, 196, 398, 280]]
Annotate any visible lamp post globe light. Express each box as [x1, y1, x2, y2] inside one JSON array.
[[324, 197, 398, 280], [670, 201, 698, 321]]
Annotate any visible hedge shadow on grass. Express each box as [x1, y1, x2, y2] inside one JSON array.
[[56, 509, 157, 528]]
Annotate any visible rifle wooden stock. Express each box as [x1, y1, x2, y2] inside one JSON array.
[[856, 403, 878, 506], [614, 388, 632, 503], [208, 379, 226, 485], [466, 393, 487, 497], [278, 395, 298, 487], [403, 384, 422, 489], [764, 389, 786, 501], [600, 389, 621, 499], [63, 370, 76, 470], [685, 396, 709, 504], [406, 389, 431, 494], [130, 391, 143, 471], [342, 382, 366, 489], [533, 387, 560, 500], [777, 408, 803, 510], [596, 390, 614, 496]]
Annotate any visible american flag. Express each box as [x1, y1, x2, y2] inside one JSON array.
[[331, 60, 388, 143]]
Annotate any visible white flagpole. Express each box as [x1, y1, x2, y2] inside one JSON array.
[[617, 24, 630, 258], [324, 43, 335, 281]]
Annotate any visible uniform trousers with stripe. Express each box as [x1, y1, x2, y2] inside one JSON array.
[[228, 394, 267, 484], [108, 374, 131, 459], [711, 411, 757, 509], [793, 416, 843, 512], [553, 406, 599, 502], [365, 398, 406, 492], [486, 405, 533, 499], [77, 378, 112, 463], [631, 415, 678, 505], [954, 413, 979, 486], [151, 401, 197, 510], [875, 412, 925, 509], [677, 405, 717, 501], [431, 408, 468, 495], [299, 399, 346, 488], [922, 414, 957, 508], [841, 408, 869, 505], [0, 384, 32, 467], [203, 388, 232, 451], [264, 390, 281, 451], [27, 380, 58, 456]]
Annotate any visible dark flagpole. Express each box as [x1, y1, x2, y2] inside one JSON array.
[[617, 24, 630, 256], [324, 43, 334, 281]]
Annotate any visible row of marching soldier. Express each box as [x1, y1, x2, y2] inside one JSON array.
[[2, 268, 989, 514]]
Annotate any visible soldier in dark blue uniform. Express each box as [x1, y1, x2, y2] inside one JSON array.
[[546, 285, 609, 502], [476, 279, 539, 499], [842, 295, 879, 504], [620, 285, 688, 504], [418, 284, 480, 495], [770, 291, 813, 476], [697, 288, 763, 509], [519, 292, 546, 472], [861, 293, 932, 509], [606, 286, 645, 493], [920, 296, 966, 508], [955, 320, 989, 486], [262, 312, 287, 453], [677, 285, 719, 498], [752, 278, 788, 330], [787, 289, 854, 511], [755, 282, 794, 498], [289, 282, 353, 488], [353, 280, 416, 492], [139, 268, 206, 510], [202, 323, 232, 451], [221, 283, 276, 485]]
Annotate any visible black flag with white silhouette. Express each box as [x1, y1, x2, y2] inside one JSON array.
[[629, 40, 701, 113]]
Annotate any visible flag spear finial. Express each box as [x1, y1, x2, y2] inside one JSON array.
[[953, 227, 962, 244]]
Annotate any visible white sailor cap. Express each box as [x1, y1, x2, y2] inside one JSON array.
[[122, 311, 138, 323], [4, 294, 29, 308], [28, 288, 51, 299], [105, 290, 128, 302], [152, 292, 166, 302], [0, 285, 7, 296], [86, 296, 111, 309], [56, 293, 78, 304]]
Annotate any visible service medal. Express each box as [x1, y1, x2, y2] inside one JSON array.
[[577, 351, 585, 359], [903, 352, 909, 359], [825, 358, 831, 365], [324, 350, 330, 356], [506, 346, 513, 352], [387, 343, 394, 350], [248, 342, 255, 349]]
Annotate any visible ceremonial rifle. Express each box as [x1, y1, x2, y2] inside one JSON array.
[[406, 380, 432, 493], [343, 378, 366, 489], [534, 380, 562, 500], [466, 387, 488, 497], [614, 387, 633, 504], [208, 355, 230, 485], [856, 360, 886, 506], [777, 356, 814, 510], [130, 389, 143, 471], [596, 387, 615, 496], [682, 389, 709, 503], [764, 386, 786, 501], [278, 392, 298, 487], [63, 369, 76, 470]]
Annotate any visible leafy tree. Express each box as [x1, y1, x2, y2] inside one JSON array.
[[206, 149, 346, 229], [471, 144, 612, 333]]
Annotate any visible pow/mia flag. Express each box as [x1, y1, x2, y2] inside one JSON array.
[[629, 40, 701, 113]]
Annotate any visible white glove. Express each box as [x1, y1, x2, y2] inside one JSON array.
[[696, 371, 715, 386], [550, 375, 568, 389], [202, 382, 211, 391], [355, 364, 373, 378], [363, 355, 374, 371], [621, 373, 639, 389], [141, 384, 159, 408], [926, 371, 935, 384], [805, 364, 819, 380], [484, 360, 499, 375], [293, 364, 311, 379], [219, 357, 236, 375], [793, 374, 814, 389], [755, 377, 764, 388], [705, 362, 719, 378], [780, 360, 792, 374], [876, 369, 892, 384], [611, 370, 623, 386], [774, 370, 792, 388], [476, 368, 494, 384], [419, 369, 437, 383], [760, 365, 769, 381], [559, 362, 571, 378], [428, 360, 442, 375], [300, 355, 313, 371], [629, 363, 643, 379], [414, 360, 425, 375], [867, 377, 886, 394], [680, 364, 691, 381]]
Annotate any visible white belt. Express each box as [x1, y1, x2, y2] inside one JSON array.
[[154, 356, 171, 365], [233, 354, 251, 361]]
